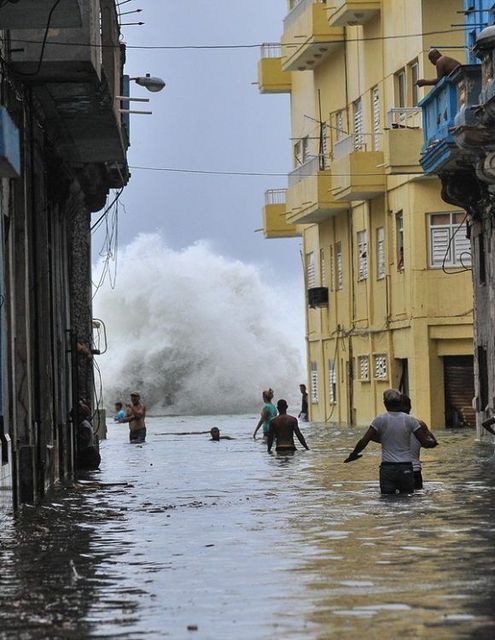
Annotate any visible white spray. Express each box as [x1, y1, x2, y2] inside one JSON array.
[[93, 233, 305, 415]]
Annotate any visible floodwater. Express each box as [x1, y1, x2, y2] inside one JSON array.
[[1, 417, 495, 640]]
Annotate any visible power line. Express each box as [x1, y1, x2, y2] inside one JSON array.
[[129, 164, 421, 178], [7, 27, 470, 52]]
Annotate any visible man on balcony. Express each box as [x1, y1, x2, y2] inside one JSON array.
[[416, 49, 462, 87]]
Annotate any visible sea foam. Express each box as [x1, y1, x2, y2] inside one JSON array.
[[93, 233, 305, 415]]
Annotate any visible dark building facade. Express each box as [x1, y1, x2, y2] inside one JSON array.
[[0, 0, 129, 511], [419, 0, 495, 440]]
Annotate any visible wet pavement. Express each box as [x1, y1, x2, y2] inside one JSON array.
[[1, 417, 495, 639]]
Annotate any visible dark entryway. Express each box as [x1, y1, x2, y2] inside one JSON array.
[[443, 356, 475, 428]]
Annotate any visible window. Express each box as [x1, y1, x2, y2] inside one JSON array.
[[328, 359, 337, 403], [310, 362, 319, 403], [358, 355, 370, 381], [335, 242, 343, 290], [395, 68, 406, 108], [320, 248, 326, 286], [374, 354, 388, 380], [371, 86, 381, 151], [335, 110, 345, 141], [306, 252, 316, 287], [410, 60, 419, 105], [329, 245, 335, 292], [376, 226, 385, 280], [396, 211, 404, 271], [320, 122, 329, 169], [429, 212, 471, 268], [353, 98, 364, 149], [294, 135, 310, 167], [357, 230, 368, 281]]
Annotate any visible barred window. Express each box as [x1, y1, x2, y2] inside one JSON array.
[[357, 230, 368, 281], [310, 362, 319, 404], [358, 355, 370, 381], [328, 359, 337, 403], [374, 354, 388, 380], [376, 226, 385, 280]]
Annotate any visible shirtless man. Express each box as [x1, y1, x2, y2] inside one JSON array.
[[267, 399, 309, 454], [416, 49, 462, 87], [121, 391, 146, 443]]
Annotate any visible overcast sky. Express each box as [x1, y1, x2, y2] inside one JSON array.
[[104, 0, 303, 280]]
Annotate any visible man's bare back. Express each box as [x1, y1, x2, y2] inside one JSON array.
[[267, 400, 309, 453]]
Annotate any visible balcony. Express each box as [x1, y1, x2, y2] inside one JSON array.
[[382, 108, 423, 175], [258, 44, 292, 94], [328, 0, 381, 27], [10, 0, 128, 173], [286, 156, 348, 224], [0, 0, 81, 28], [281, 0, 344, 72], [262, 189, 301, 239], [331, 134, 385, 201], [419, 74, 479, 176]]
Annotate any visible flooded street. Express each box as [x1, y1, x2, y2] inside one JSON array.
[[1, 417, 495, 639]]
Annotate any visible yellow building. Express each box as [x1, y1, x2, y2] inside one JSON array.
[[259, 0, 474, 429]]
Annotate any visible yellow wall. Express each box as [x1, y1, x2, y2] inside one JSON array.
[[267, 0, 472, 428]]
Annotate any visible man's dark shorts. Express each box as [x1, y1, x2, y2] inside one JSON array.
[[379, 462, 414, 495], [414, 470, 423, 490], [130, 428, 146, 443]]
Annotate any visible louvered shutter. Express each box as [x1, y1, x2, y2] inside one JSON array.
[[372, 87, 381, 151], [431, 227, 451, 266], [353, 99, 364, 149], [454, 225, 471, 266]]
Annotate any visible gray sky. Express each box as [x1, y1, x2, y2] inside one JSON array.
[[105, 0, 302, 280]]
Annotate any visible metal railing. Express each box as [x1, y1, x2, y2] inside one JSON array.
[[260, 43, 283, 59], [387, 107, 422, 129], [288, 156, 322, 187], [265, 188, 287, 205]]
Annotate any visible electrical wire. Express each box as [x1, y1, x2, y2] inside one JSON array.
[[441, 213, 472, 275], [7, 27, 472, 52], [12, 0, 63, 77]]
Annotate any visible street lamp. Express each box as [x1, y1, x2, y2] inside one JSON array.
[[130, 74, 166, 93]]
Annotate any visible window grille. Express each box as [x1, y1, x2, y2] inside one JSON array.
[[310, 362, 319, 403], [358, 355, 370, 381], [376, 226, 385, 279], [374, 354, 388, 380], [328, 359, 337, 402], [357, 230, 368, 281], [336, 242, 343, 290]]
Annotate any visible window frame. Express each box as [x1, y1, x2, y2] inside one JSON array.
[[428, 211, 471, 269]]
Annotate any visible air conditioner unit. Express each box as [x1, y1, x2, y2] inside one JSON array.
[[308, 287, 329, 308]]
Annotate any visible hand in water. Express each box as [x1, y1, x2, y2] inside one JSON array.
[[344, 453, 362, 463]]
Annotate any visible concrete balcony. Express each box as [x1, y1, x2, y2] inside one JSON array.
[[10, 0, 129, 172], [262, 189, 301, 239], [328, 0, 381, 27], [286, 157, 347, 224], [331, 134, 385, 201], [282, 0, 344, 72], [0, 0, 81, 28], [383, 108, 423, 175], [258, 44, 291, 94]]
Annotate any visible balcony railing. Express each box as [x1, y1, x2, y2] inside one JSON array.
[[387, 107, 422, 129], [288, 156, 324, 187], [265, 188, 287, 205], [260, 43, 283, 59], [333, 133, 380, 161]]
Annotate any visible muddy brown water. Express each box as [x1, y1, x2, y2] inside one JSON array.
[[1, 417, 495, 639]]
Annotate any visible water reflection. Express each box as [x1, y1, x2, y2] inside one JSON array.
[[0, 418, 494, 639]]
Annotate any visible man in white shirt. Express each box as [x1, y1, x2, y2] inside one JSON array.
[[344, 389, 438, 494]]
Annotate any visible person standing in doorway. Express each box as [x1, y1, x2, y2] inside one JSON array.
[[298, 384, 309, 422], [121, 391, 147, 443], [253, 388, 277, 441]]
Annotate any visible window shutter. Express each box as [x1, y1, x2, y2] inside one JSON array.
[[353, 99, 364, 149], [454, 225, 471, 266], [311, 362, 319, 403], [431, 227, 451, 266], [306, 252, 316, 288], [372, 87, 381, 151], [377, 227, 385, 279], [328, 360, 337, 403]]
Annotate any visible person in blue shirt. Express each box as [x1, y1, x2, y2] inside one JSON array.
[[253, 388, 277, 441], [114, 402, 126, 422]]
